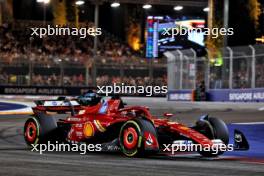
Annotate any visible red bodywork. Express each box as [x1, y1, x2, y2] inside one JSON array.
[[33, 98, 214, 149]]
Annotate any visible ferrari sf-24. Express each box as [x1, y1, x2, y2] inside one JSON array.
[[24, 94, 249, 157]]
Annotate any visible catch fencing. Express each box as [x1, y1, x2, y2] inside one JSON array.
[[165, 45, 264, 102]]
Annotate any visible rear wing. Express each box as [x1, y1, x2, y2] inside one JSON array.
[[33, 100, 83, 114]]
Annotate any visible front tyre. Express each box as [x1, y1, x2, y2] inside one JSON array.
[[208, 117, 229, 145], [119, 119, 158, 157], [197, 117, 229, 157]]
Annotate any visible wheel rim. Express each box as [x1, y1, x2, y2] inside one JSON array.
[[25, 122, 37, 143], [123, 127, 138, 150]]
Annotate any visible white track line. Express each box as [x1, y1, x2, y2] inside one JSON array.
[[232, 122, 264, 125], [258, 107, 264, 111]]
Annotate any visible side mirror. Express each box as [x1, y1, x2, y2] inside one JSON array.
[[163, 113, 174, 118]]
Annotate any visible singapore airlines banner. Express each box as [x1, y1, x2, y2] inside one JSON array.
[[209, 89, 264, 102], [0, 86, 165, 97], [168, 89, 264, 102]]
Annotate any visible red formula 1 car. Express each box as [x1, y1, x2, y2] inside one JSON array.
[[24, 95, 249, 157]]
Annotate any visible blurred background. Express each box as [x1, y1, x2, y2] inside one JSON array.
[[0, 0, 264, 98]]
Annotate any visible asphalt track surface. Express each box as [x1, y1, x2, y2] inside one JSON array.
[[0, 99, 264, 176]]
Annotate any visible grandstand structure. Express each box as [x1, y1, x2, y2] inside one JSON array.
[[0, 0, 209, 90], [0, 19, 166, 88], [1, 0, 264, 100]]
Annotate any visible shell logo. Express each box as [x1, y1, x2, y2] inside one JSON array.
[[83, 122, 94, 138], [179, 126, 189, 131]]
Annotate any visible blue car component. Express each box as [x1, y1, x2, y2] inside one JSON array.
[[99, 101, 108, 114]]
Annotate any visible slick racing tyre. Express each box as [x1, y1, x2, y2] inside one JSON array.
[[196, 117, 229, 157], [24, 113, 58, 147], [24, 117, 40, 146], [119, 118, 158, 157]]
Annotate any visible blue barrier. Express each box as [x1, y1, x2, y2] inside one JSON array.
[[209, 88, 264, 102], [168, 88, 264, 102]]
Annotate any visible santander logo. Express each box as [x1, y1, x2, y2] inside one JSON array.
[[146, 134, 153, 146]]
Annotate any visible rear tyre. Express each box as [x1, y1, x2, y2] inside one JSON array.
[[197, 117, 229, 157], [24, 117, 40, 146], [24, 114, 58, 147], [119, 118, 158, 157]]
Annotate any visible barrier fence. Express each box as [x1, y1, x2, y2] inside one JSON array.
[[2, 44, 264, 100], [165, 45, 264, 102]]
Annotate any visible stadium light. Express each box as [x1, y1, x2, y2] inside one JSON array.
[[111, 2, 120, 8], [75, 0, 85, 6], [143, 4, 152, 9], [36, 0, 50, 25], [203, 7, 209, 12], [43, 0, 50, 4], [174, 6, 183, 11], [37, 0, 50, 3]]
